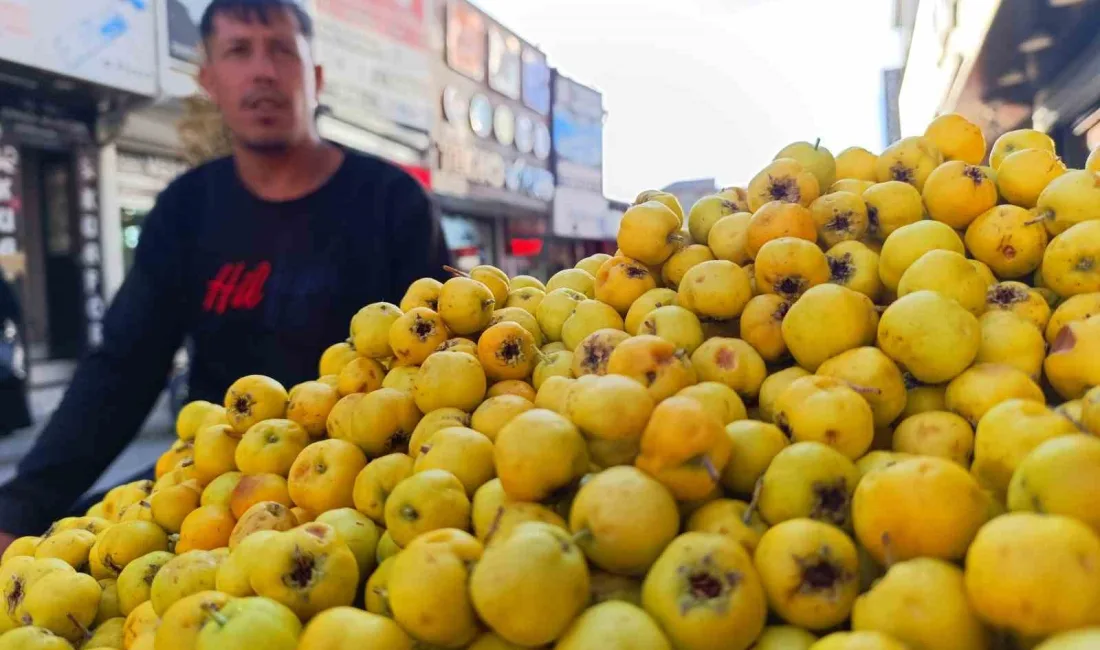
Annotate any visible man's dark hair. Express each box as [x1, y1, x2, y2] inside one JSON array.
[[200, 0, 314, 44]]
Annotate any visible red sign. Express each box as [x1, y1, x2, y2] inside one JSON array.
[[510, 238, 544, 257], [400, 164, 432, 189]]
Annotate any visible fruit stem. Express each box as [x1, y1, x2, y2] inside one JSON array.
[[572, 528, 593, 545], [443, 265, 469, 278], [847, 382, 882, 396], [881, 532, 896, 569], [68, 613, 91, 640], [1024, 209, 1052, 226], [690, 454, 721, 483], [743, 478, 763, 525], [814, 137, 821, 151], [667, 232, 687, 245], [201, 603, 229, 627], [483, 506, 506, 545]]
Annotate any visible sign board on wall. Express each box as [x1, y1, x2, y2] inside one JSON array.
[[75, 149, 105, 348], [314, 0, 433, 133], [165, 0, 210, 65], [551, 74, 606, 239], [0, 0, 157, 96], [446, 0, 486, 82]]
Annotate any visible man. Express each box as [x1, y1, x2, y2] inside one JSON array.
[[0, 0, 451, 543]]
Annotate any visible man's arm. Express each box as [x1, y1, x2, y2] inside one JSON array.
[[0, 192, 190, 536], [385, 174, 453, 301]]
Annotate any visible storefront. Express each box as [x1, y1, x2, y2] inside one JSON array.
[[430, 0, 556, 277], [0, 0, 157, 369]]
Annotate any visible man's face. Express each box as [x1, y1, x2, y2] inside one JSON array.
[[199, 9, 321, 152]]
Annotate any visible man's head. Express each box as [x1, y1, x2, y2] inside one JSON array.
[[198, 0, 321, 154]]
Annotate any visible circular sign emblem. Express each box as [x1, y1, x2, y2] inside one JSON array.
[[469, 94, 494, 139]]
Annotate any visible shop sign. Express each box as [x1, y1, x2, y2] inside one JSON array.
[[0, 140, 20, 265], [551, 75, 606, 239], [487, 25, 521, 101], [435, 124, 555, 205], [446, 0, 486, 82], [73, 150, 104, 348], [166, 0, 209, 65], [118, 152, 188, 184], [0, 0, 157, 96], [315, 0, 433, 133], [521, 48, 551, 117]]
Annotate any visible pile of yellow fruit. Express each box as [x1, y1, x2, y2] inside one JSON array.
[[4, 116, 1100, 650]]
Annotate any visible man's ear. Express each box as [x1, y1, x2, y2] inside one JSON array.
[[198, 63, 216, 102]]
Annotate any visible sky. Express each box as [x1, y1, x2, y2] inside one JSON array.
[[472, 0, 900, 201]]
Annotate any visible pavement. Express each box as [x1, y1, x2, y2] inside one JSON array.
[[0, 380, 177, 496]]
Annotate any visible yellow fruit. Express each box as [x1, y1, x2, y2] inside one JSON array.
[[921, 161, 997, 229], [546, 268, 596, 298], [223, 375, 288, 436], [228, 501, 295, 549], [438, 277, 496, 335], [97, 521, 169, 576], [984, 282, 1051, 330], [817, 347, 905, 427], [199, 472, 241, 509], [606, 335, 697, 403], [121, 600, 158, 649], [965, 513, 1100, 637], [469, 265, 511, 306], [1042, 220, 1100, 298], [566, 374, 654, 441], [862, 181, 923, 240], [754, 238, 830, 301], [576, 253, 612, 277], [988, 304, 1049, 373], [380, 365, 418, 393], [892, 411, 973, 466], [116, 550, 173, 616], [836, 146, 879, 181], [642, 532, 767, 650], [215, 529, 279, 597], [782, 284, 876, 371], [536, 288, 586, 342], [595, 256, 658, 314], [351, 453, 414, 525], [1, 536, 40, 563], [748, 158, 821, 212], [569, 466, 679, 575], [754, 518, 859, 630], [468, 395, 533, 442], [298, 606, 412, 650], [400, 277, 443, 312], [471, 479, 566, 545], [190, 423, 239, 483], [490, 306, 545, 347], [561, 300, 624, 351], [945, 362, 1043, 425], [754, 626, 818, 650], [286, 381, 340, 439], [389, 529, 483, 647], [688, 195, 742, 246], [385, 308, 448, 368], [854, 457, 988, 564], [350, 303, 403, 359], [1034, 169, 1100, 235], [234, 419, 309, 477], [1036, 629, 1100, 650], [691, 337, 767, 401], [414, 427, 494, 496], [876, 290, 980, 384], [964, 205, 1049, 280], [229, 473, 292, 519], [774, 375, 874, 459], [776, 140, 837, 191], [504, 287, 545, 316], [618, 201, 683, 266], [686, 498, 767, 557], [495, 409, 588, 501], [662, 245, 715, 290], [84, 616, 124, 648], [634, 190, 685, 225], [706, 212, 753, 265], [312, 508, 379, 581], [176, 504, 234, 553], [534, 375, 574, 414], [875, 136, 942, 191], [556, 601, 671, 650], [677, 260, 753, 321], [32, 529, 95, 570], [486, 378, 536, 401], [383, 469, 470, 547], [510, 275, 547, 292], [972, 398, 1079, 499], [825, 241, 882, 300], [811, 631, 909, 650], [924, 113, 985, 165], [176, 401, 225, 442], [736, 295, 789, 362], [676, 382, 747, 426], [759, 442, 859, 528], [19, 570, 100, 641], [475, 321, 539, 382], [1007, 434, 1100, 533], [407, 407, 469, 459], [624, 289, 679, 336], [635, 396, 731, 501], [720, 420, 788, 496], [745, 202, 818, 258], [249, 523, 358, 620], [996, 148, 1066, 208], [878, 220, 965, 292], [148, 551, 220, 616], [852, 557, 988, 650], [808, 191, 868, 247], [637, 305, 704, 355], [830, 179, 875, 195], [414, 351, 487, 413], [287, 439, 367, 514], [1045, 292, 1100, 344], [990, 129, 1056, 169]]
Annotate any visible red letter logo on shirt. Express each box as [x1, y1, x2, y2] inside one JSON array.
[[204, 262, 271, 314]]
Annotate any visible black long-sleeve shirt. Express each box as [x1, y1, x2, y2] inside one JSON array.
[[0, 148, 451, 535]]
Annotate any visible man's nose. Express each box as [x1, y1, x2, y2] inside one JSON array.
[[249, 52, 279, 81]]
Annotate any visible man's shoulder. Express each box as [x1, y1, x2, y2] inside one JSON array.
[[159, 156, 234, 202], [337, 148, 428, 198]]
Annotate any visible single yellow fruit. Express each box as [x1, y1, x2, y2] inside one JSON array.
[[985, 281, 1051, 330], [224, 375, 288, 435], [876, 290, 980, 384], [1045, 292, 1100, 344], [438, 277, 496, 335], [945, 362, 1044, 425], [561, 300, 625, 351], [816, 346, 906, 428], [235, 418, 309, 477], [287, 439, 367, 514], [413, 350, 487, 413], [971, 398, 1079, 499], [776, 140, 837, 191], [1007, 434, 1100, 533], [149, 550, 220, 616], [635, 396, 731, 501], [774, 375, 874, 459], [965, 205, 1049, 280], [606, 335, 697, 403], [116, 550, 174, 616], [925, 113, 985, 165], [298, 606, 411, 650], [595, 256, 657, 314], [965, 513, 1100, 637], [495, 409, 588, 501], [808, 191, 868, 247], [618, 201, 683, 266], [677, 260, 753, 321], [638, 305, 705, 355], [989, 128, 1056, 170], [835, 146, 879, 181], [862, 181, 923, 240], [892, 411, 973, 466], [576, 253, 612, 277], [19, 570, 100, 642], [388, 307, 449, 368], [249, 523, 359, 620], [176, 401, 226, 442], [721, 420, 788, 495], [754, 518, 859, 631], [878, 220, 965, 293], [706, 212, 753, 265], [633, 190, 685, 225], [566, 374, 654, 441], [852, 558, 988, 650], [1034, 169, 1100, 235], [1042, 220, 1100, 298], [754, 238, 830, 300], [676, 382, 746, 426], [854, 457, 987, 564], [662, 245, 715, 290], [759, 442, 859, 528], [350, 303, 403, 358], [400, 277, 443, 312], [825, 241, 882, 300], [642, 532, 767, 650], [624, 288, 679, 336], [0, 627, 75, 650], [875, 136, 942, 191], [536, 288, 586, 343], [996, 148, 1066, 208], [286, 380, 340, 439], [745, 201, 818, 258], [748, 158, 821, 212], [504, 287, 545, 316], [921, 161, 997, 229], [556, 601, 671, 650], [688, 195, 742, 246], [389, 529, 483, 647], [781, 284, 876, 372], [691, 337, 767, 401]]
